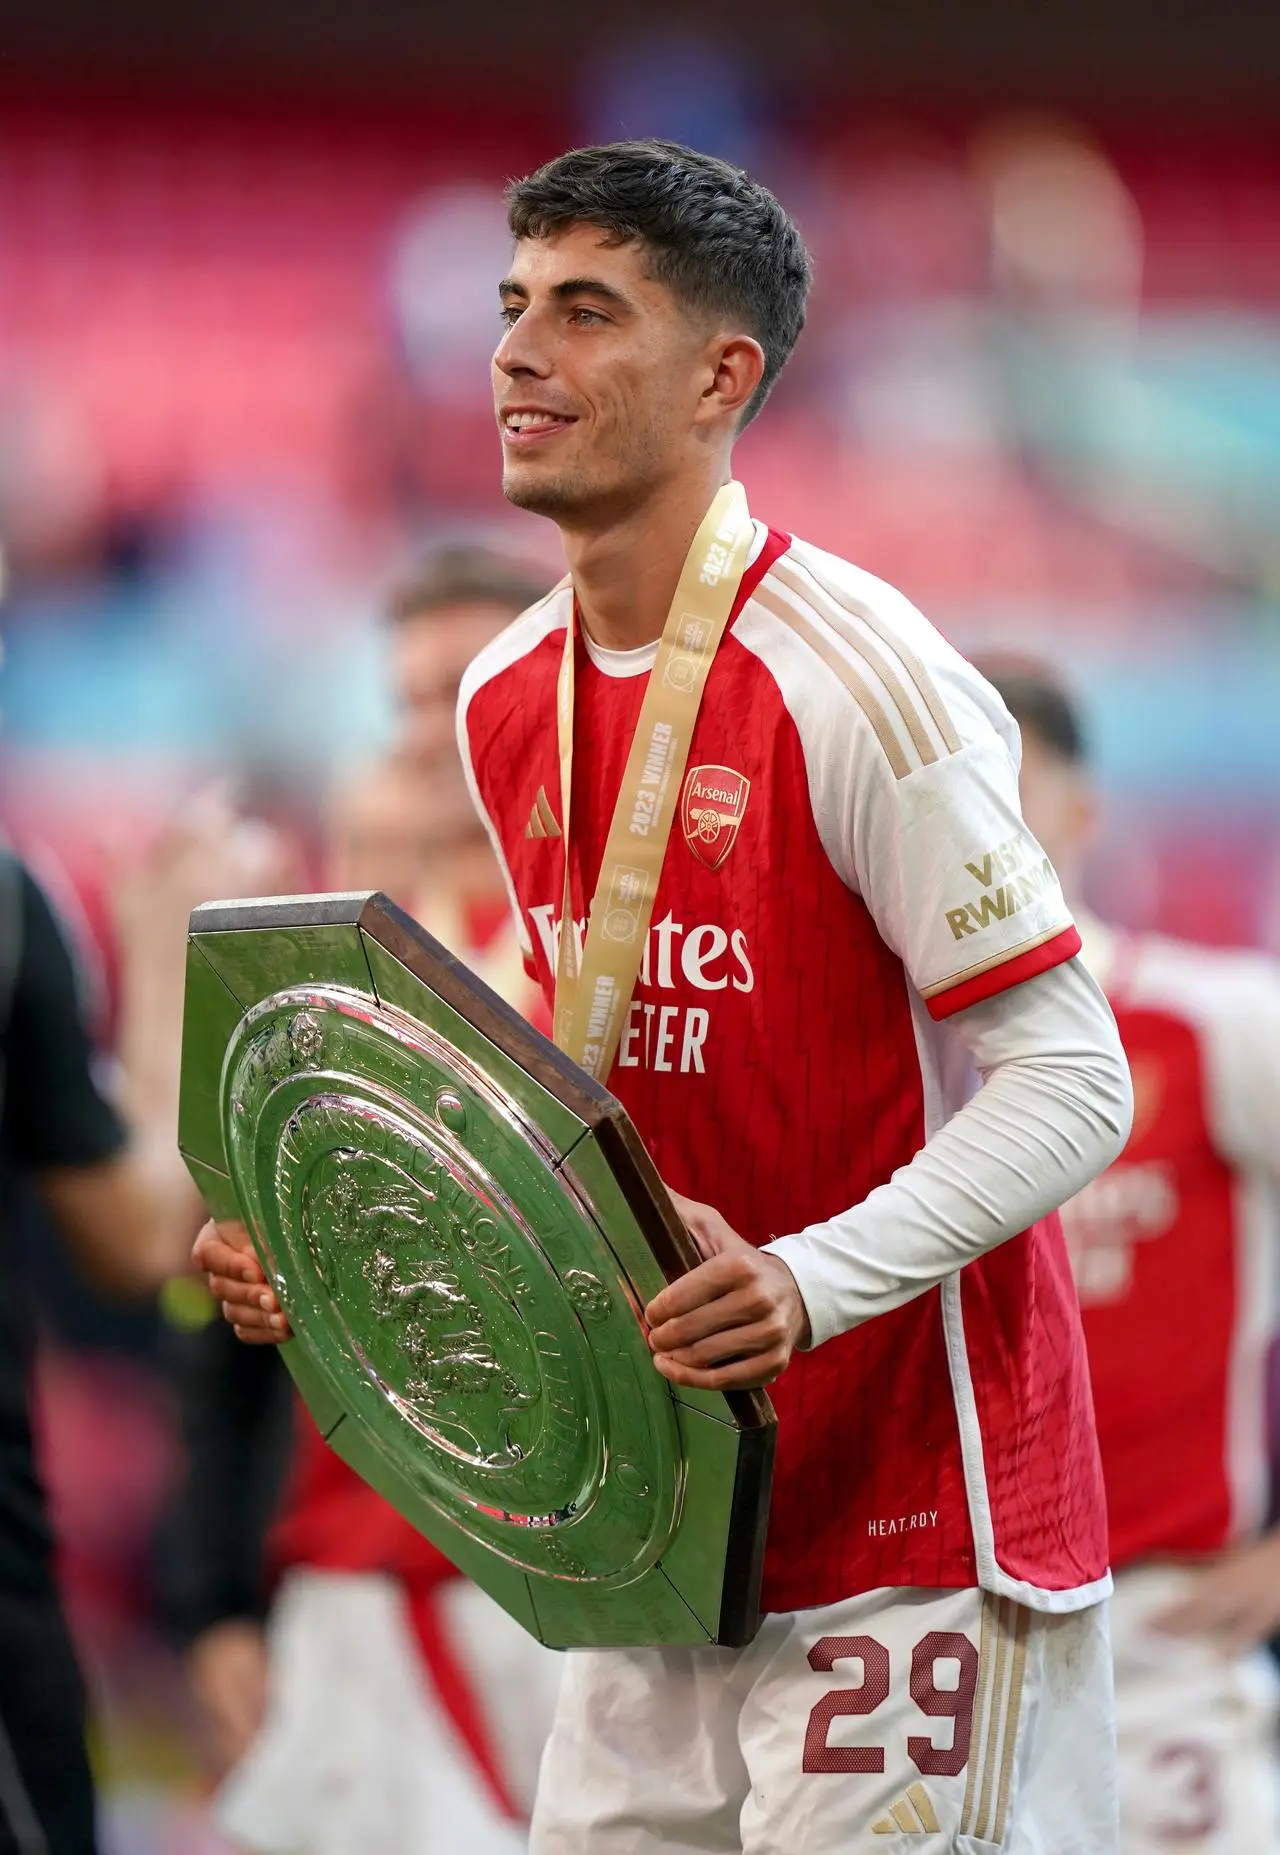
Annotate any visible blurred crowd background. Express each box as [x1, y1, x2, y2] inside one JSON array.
[[1, 0, 1279, 1847]]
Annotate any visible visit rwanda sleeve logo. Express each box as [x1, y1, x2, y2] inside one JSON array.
[[680, 765, 750, 871]]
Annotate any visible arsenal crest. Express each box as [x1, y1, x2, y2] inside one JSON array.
[[680, 765, 750, 871]]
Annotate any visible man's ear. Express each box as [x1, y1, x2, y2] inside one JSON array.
[[696, 334, 766, 428]]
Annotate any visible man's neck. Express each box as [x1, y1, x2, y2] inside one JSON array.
[[561, 461, 732, 652]]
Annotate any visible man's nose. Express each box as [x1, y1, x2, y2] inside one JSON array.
[[494, 310, 552, 380]]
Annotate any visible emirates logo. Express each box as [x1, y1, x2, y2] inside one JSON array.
[[680, 764, 750, 871]]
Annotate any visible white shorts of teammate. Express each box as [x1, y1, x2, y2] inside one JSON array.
[[215, 1569, 563, 1855], [531, 1585, 1116, 1853], [1109, 1563, 1280, 1854]]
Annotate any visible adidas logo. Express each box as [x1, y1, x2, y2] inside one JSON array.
[[525, 786, 562, 839], [872, 1783, 939, 1835]]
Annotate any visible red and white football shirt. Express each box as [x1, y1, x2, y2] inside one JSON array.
[[1064, 921, 1280, 1568], [458, 525, 1107, 1615]]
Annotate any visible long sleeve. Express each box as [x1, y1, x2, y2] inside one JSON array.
[[765, 956, 1132, 1348], [153, 1313, 297, 1646]]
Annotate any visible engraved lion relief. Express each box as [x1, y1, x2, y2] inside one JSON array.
[[301, 1147, 541, 1469]]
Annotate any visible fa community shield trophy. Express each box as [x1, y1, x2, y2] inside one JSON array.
[[178, 892, 775, 1649]]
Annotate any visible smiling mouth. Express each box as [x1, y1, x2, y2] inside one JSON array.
[[501, 410, 577, 445]]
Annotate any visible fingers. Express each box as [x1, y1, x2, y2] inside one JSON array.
[[192, 1217, 291, 1343], [219, 1297, 291, 1344], [645, 1237, 806, 1391], [645, 1254, 744, 1330], [226, 1320, 290, 1346], [658, 1317, 792, 1372], [652, 1343, 789, 1391], [192, 1219, 261, 1279], [195, 1243, 265, 1290], [207, 1272, 278, 1314], [647, 1279, 780, 1357]]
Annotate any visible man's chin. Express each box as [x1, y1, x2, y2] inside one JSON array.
[[501, 463, 583, 518]]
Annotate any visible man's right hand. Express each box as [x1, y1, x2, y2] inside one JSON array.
[[192, 1219, 291, 1344]]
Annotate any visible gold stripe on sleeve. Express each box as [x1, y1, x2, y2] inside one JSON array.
[[789, 554, 963, 755], [774, 560, 939, 768], [754, 584, 912, 780], [918, 922, 1074, 1000]]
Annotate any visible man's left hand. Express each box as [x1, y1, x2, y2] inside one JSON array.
[[1151, 1532, 1280, 1655], [643, 1191, 811, 1392]]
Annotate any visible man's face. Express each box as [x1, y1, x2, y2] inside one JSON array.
[[493, 225, 718, 520], [394, 598, 513, 790], [1016, 729, 1097, 901]]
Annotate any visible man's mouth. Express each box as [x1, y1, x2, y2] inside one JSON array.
[[501, 409, 576, 445]]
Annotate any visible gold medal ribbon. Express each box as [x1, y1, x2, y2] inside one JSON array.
[[553, 480, 754, 1080]]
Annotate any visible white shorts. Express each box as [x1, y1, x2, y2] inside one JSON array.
[[530, 1585, 1117, 1854], [1110, 1563, 1280, 1854], [216, 1569, 563, 1855]]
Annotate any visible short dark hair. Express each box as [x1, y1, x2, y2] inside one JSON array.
[[977, 658, 1087, 765], [507, 139, 812, 426], [387, 545, 550, 625]]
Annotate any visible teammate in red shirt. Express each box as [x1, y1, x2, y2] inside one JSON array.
[[987, 662, 1280, 1855], [201, 142, 1132, 1851]]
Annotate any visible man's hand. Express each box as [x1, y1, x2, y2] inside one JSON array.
[[643, 1191, 810, 1391], [192, 1220, 291, 1344], [188, 1619, 271, 1777], [1151, 1532, 1280, 1655]]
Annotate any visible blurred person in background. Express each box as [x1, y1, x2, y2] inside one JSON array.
[[168, 546, 562, 1855], [986, 661, 1280, 1855], [0, 797, 279, 1855], [330, 545, 558, 981]]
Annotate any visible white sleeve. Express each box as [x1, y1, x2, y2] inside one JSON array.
[[746, 558, 1083, 1019], [764, 957, 1133, 1348], [1199, 958, 1280, 1182], [845, 680, 1082, 1022]]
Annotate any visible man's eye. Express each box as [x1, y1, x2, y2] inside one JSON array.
[[499, 304, 523, 326], [570, 307, 606, 326]]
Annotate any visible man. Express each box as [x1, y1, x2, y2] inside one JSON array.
[[0, 801, 274, 1855], [329, 546, 557, 994], [199, 141, 1132, 1852], [175, 549, 561, 1854], [983, 661, 1280, 1855]]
